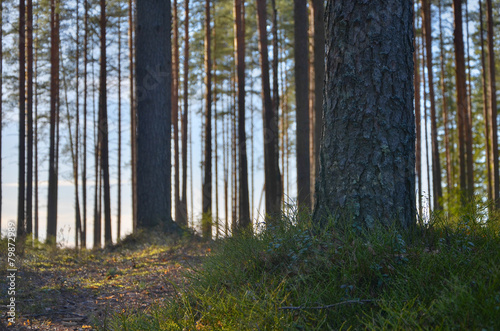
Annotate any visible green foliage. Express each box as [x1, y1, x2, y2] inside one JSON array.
[[108, 211, 500, 330]]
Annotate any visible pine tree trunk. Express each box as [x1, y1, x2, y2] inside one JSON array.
[[414, 4, 422, 217], [136, 0, 177, 231], [128, 0, 137, 231], [18, 0, 26, 238], [172, 0, 181, 226], [180, 0, 190, 227], [422, 0, 442, 210], [26, 0, 34, 235], [311, 0, 324, 201], [294, 0, 310, 210], [256, 0, 281, 221], [47, 0, 60, 242], [479, 0, 492, 204], [314, 0, 415, 229], [117, 14, 122, 241], [486, 0, 499, 207], [235, 0, 250, 232], [202, 0, 213, 239], [452, 0, 473, 201], [438, 0, 452, 206], [82, 0, 89, 248], [0, 0, 3, 235]]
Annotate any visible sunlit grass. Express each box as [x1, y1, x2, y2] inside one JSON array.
[[108, 202, 500, 330]]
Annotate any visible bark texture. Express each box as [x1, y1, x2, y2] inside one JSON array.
[[135, 0, 176, 231], [314, 0, 415, 229]]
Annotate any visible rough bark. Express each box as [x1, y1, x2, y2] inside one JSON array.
[[314, 0, 416, 229], [235, 0, 250, 232], [256, 0, 281, 221], [294, 0, 310, 210], [135, 0, 177, 232], [117, 14, 122, 241], [82, 0, 89, 248], [0, 0, 2, 234]]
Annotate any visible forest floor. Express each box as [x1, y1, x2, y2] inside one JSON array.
[[0, 232, 209, 330]]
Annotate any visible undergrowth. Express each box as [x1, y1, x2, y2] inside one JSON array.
[[108, 206, 500, 330]]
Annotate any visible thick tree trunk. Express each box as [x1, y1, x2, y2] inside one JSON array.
[[486, 0, 499, 207], [256, 0, 281, 221], [422, 0, 442, 210], [135, 0, 177, 231], [294, 0, 310, 210], [47, 0, 60, 242], [235, 0, 250, 232], [202, 0, 213, 239], [314, 0, 415, 229]]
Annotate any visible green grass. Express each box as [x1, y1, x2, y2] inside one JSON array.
[[108, 207, 500, 330]]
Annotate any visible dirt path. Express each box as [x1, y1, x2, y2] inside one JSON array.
[[1, 237, 208, 330]]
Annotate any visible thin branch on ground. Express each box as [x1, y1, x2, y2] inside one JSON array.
[[279, 299, 378, 310]]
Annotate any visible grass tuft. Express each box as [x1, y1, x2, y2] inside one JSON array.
[[108, 210, 500, 330]]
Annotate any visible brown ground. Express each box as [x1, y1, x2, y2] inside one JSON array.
[[0, 234, 209, 330]]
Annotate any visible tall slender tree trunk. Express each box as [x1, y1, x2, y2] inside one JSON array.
[[314, 0, 415, 229], [180, 0, 189, 227], [256, 0, 281, 221], [75, 0, 82, 247], [422, 41, 432, 210], [34, 17, 38, 239], [117, 15, 122, 241], [452, 0, 473, 201], [311, 0, 324, 199], [26, 0, 34, 235], [479, 0, 492, 203], [128, 0, 137, 231], [422, 0, 442, 210], [235, 0, 250, 231], [93, 47, 100, 249], [294, 0, 310, 210], [172, 0, 181, 225], [18, 0, 26, 237], [82, 0, 89, 248], [414, 3, 422, 217], [438, 0, 452, 205], [202, 0, 213, 239], [99, 0, 112, 246], [486, 0, 499, 207], [47, 0, 60, 242], [0, 0, 3, 235]]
